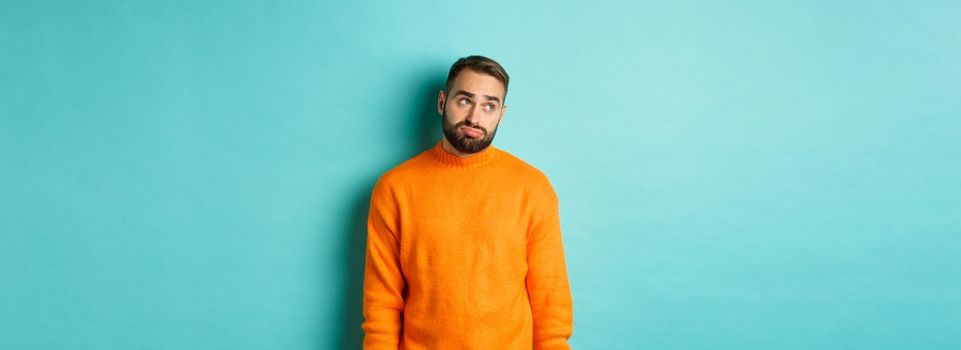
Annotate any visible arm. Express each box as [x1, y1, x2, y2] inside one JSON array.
[[361, 178, 406, 349], [526, 183, 574, 349]]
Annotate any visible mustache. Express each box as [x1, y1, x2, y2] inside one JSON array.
[[455, 121, 487, 135]]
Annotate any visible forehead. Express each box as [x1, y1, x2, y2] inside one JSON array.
[[449, 69, 505, 99]]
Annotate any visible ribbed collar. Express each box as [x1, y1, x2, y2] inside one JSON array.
[[428, 140, 500, 169]]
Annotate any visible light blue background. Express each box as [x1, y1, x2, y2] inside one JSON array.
[[2, 1, 959, 349]]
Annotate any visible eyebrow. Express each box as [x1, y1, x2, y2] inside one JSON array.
[[453, 90, 501, 104]]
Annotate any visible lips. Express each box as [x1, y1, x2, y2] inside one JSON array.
[[460, 126, 484, 139]]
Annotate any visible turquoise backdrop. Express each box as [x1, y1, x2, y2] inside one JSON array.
[[2, 1, 959, 349]]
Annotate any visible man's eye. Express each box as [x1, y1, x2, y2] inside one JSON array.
[[484, 104, 495, 112], [459, 98, 471, 106]]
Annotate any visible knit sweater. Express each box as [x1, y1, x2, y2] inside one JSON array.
[[362, 140, 573, 349]]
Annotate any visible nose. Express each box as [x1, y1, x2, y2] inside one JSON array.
[[465, 106, 479, 126]]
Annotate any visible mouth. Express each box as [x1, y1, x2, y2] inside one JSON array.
[[460, 126, 484, 139]]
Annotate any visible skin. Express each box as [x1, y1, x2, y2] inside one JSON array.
[[437, 69, 508, 157]]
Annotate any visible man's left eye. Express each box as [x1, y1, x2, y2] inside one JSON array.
[[484, 104, 495, 111]]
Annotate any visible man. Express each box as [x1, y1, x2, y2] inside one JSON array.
[[362, 55, 573, 349]]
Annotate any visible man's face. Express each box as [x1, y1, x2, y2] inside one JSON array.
[[438, 69, 507, 154]]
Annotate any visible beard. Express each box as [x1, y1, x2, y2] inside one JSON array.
[[441, 108, 499, 154]]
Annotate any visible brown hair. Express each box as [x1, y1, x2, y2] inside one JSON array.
[[445, 55, 510, 101]]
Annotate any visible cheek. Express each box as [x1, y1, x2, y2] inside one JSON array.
[[484, 117, 501, 131], [448, 107, 469, 119]]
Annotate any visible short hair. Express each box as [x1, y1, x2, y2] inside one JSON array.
[[445, 55, 510, 101]]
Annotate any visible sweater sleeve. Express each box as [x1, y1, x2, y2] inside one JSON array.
[[526, 182, 574, 349], [362, 178, 406, 349]]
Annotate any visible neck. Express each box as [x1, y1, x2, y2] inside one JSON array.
[[441, 137, 476, 158], [429, 139, 499, 168]]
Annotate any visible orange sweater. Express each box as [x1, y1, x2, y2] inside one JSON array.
[[362, 140, 574, 349]]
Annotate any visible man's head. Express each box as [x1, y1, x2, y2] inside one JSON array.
[[438, 55, 510, 156]]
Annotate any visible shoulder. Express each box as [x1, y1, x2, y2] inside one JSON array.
[[496, 148, 557, 194], [372, 148, 433, 192]]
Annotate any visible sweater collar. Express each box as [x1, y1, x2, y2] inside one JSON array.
[[428, 140, 500, 169]]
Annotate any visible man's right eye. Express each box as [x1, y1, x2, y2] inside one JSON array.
[[459, 98, 471, 106]]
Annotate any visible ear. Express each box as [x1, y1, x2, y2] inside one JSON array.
[[500, 104, 508, 120], [437, 90, 446, 115]]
